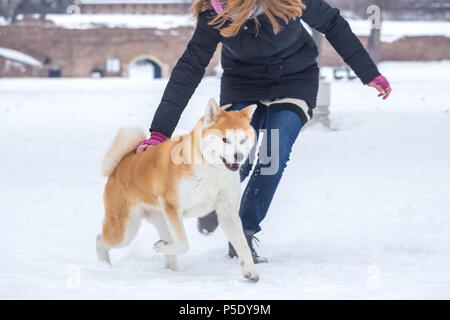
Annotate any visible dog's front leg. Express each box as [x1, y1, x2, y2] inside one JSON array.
[[216, 199, 259, 282], [153, 197, 189, 256]]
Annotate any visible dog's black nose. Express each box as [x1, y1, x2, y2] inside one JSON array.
[[234, 152, 244, 162]]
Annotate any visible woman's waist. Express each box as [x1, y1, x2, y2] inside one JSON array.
[[221, 49, 318, 80], [219, 75, 319, 106], [221, 60, 319, 84]]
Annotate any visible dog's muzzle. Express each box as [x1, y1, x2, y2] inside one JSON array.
[[221, 157, 240, 172]]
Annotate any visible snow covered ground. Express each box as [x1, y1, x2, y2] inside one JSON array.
[[0, 61, 449, 299]]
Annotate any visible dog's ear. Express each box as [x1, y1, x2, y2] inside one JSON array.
[[203, 98, 221, 128], [241, 104, 257, 120]]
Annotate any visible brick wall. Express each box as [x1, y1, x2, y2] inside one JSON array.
[[0, 24, 220, 78]]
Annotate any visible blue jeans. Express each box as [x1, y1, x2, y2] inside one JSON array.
[[227, 101, 304, 234]]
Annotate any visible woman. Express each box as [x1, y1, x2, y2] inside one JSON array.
[[136, 0, 392, 263]]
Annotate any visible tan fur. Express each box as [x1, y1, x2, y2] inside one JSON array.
[[101, 127, 147, 177], [101, 136, 191, 246]]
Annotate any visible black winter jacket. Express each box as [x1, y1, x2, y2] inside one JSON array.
[[151, 0, 380, 137]]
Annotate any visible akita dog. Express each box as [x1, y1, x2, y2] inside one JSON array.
[[97, 98, 259, 282]]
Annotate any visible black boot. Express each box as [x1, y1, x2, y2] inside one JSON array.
[[228, 233, 268, 264], [197, 211, 219, 235]]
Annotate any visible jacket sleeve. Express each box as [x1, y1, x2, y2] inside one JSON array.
[[301, 0, 380, 84], [150, 10, 220, 137]]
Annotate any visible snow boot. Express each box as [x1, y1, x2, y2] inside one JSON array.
[[197, 211, 219, 235], [228, 232, 268, 264]]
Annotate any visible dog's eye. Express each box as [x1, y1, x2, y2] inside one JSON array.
[[222, 138, 230, 144]]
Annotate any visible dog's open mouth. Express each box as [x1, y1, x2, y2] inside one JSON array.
[[221, 157, 240, 172]]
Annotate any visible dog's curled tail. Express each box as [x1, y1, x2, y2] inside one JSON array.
[[101, 127, 147, 177]]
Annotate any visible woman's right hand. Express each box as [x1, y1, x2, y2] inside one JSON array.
[[136, 131, 168, 153], [368, 75, 392, 100]]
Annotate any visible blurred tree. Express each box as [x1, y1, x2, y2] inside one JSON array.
[[39, 0, 55, 20], [0, 0, 21, 23], [0, 0, 74, 23]]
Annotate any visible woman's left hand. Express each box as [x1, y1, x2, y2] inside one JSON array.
[[368, 75, 392, 100]]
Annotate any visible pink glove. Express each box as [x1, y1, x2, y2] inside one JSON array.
[[368, 75, 392, 100], [211, 0, 224, 14], [136, 131, 168, 153]]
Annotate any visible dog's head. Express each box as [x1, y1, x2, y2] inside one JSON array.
[[200, 98, 256, 172]]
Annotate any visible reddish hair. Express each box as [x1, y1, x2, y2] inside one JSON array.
[[192, 0, 306, 37]]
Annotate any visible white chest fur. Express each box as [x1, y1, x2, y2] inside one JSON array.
[[178, 165, 240, 218]]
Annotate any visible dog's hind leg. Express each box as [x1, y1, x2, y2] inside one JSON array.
[[98, 203, 143, 265], [96, 234, 111, 265], [153, 197, 189, 256], [145, 210, 179, 271]]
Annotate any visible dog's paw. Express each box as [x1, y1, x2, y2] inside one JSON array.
[[166, 263, 180, 272], [243, 270, 260, 283], [153, 240, 169, 253], [153, 240, 189, 255]]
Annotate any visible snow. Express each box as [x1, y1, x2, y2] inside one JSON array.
[[0, 61, 450, 299], [302, 19, 450, 43], [128, 61, 156, 79], [0, 47, 43, 67], [43, 14, 194, 29], [347, 20, 450, 43]]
